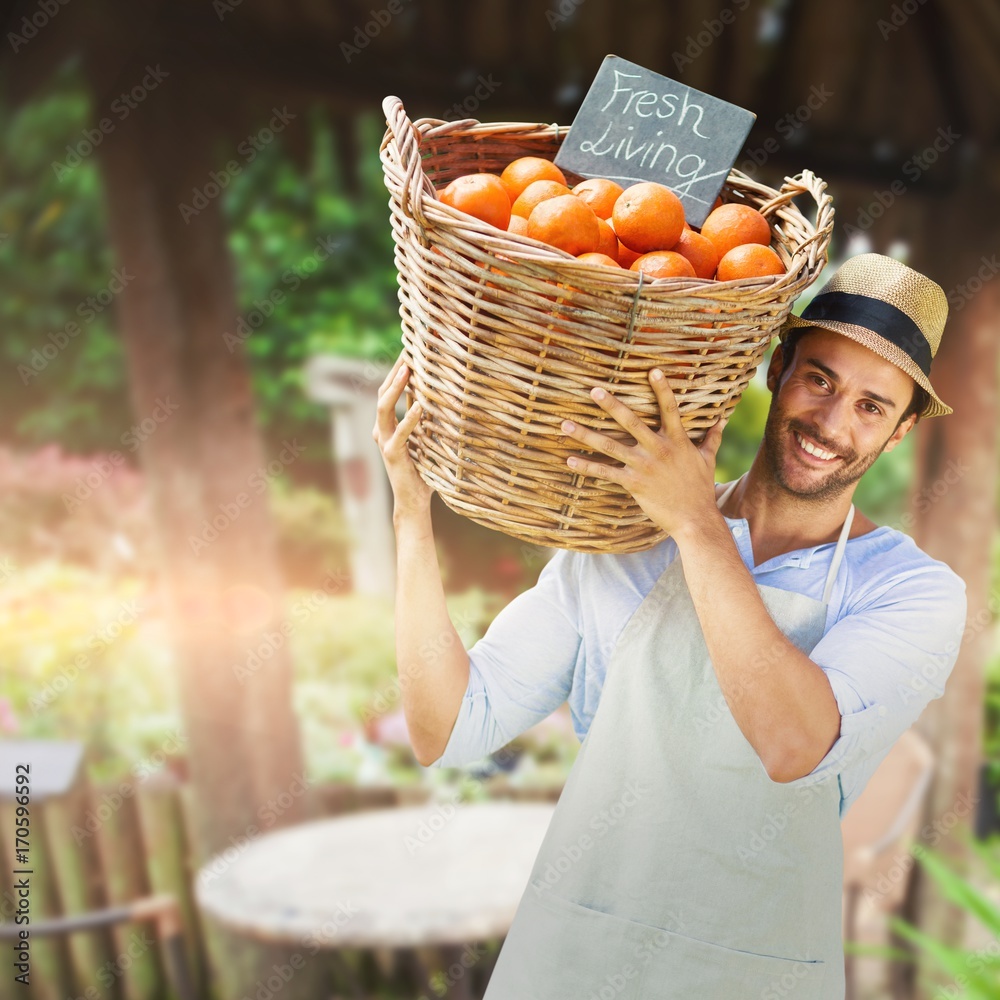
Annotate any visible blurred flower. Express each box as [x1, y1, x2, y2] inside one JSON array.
[[0, 697, 20, 733]]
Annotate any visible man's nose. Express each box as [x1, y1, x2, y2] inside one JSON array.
[[806, 394, 851, 442]]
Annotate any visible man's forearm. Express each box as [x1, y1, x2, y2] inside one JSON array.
[[393, 510, 470, 766], [672, 510, 841, 782]]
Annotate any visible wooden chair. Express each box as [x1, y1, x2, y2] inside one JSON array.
[[841, 729, 935, 1000]]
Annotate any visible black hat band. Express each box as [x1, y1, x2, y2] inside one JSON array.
[[801, 291, 932, 376]]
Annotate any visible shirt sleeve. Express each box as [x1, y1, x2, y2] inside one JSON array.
[[769, 562, 967, 792], [426, 547, 583, 768]]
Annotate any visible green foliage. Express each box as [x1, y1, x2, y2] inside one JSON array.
[[0, 60, 130, 452], [0, 63, 404, 467], [222, 108, 404, 457], [886, 835, 1000, 999]]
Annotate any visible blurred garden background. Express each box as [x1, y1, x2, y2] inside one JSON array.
[[0, 1, 998, 998]]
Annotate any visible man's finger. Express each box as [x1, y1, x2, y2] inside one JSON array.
[[590, 385, 660, 451], [649, 369, 685, 439], [376, 365, 409, 440], [389, 400, 423, 453], [700, 413, 730, 459], [378, 352, 407, 395]]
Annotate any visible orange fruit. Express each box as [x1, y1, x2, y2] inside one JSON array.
[[576, 252, 621, 268], [716, 244, 785, 280], [507, 214, 528, 235], [511, 179, 572, 219], [439, 173, 511, 230], [595, 218, 619, 261], [616, 241, 641, 268], [612, 182, 686, 254], [699, 204, 771, 259], [527, 194, 601, 256], [572, 178, 625, 219], [672, 230, 720, 280], [500, 157, 567, 203], [630, 251, 696, 279]]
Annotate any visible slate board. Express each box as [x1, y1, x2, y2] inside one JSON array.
[[554, 55, 757, 226]]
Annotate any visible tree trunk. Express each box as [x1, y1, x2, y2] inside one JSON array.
[[93, 66, 326, 997], [901, 205, 1000, 999]]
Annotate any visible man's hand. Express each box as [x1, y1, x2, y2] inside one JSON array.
[[373, 354, 433, 523], [561, 369, 728, 536]]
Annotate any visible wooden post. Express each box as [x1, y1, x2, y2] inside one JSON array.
[[91, 780, 164, 1000], [0, 802, 73, 1000], [42, 778, 118, 998], [135, 777, 207, 995]]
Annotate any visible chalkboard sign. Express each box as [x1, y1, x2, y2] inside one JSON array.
[[554, 56, 756, 227]]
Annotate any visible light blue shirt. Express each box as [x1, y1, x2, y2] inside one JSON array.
[[429, 488, 968, 817]]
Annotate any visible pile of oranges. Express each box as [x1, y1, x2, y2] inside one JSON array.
[[437, 156, 785, 282]]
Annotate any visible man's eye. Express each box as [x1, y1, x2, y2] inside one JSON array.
[[863, 403, 881, 415], [810, 374, 828, 388]]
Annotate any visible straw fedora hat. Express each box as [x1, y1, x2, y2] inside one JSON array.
[[780, 252, 951, 417]]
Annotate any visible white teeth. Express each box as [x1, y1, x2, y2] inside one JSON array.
[[795, 432, 837, 461]]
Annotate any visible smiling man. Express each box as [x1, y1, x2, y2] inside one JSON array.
[[374, 253, 968, 999]]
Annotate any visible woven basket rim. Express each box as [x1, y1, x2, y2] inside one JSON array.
[[383, 98, 833, 297]]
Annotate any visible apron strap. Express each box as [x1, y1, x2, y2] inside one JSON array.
[[822, 502, 855, 604], [716, 474, 743, 508], [718, 473, 855, 605]]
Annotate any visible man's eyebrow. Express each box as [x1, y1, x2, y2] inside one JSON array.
[[804, 356, 898, 410]]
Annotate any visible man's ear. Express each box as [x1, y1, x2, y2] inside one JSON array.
[[766, 343, 787, 392], [884, 411, 919, 452]]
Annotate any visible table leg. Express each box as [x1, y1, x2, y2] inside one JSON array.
[[438, 944, 474, 1000], [328, 949, 369, 1000]]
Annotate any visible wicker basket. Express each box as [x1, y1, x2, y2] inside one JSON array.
[[380, 95, 834, 554]]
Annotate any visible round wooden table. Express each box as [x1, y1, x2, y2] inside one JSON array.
[[195, 800, 555, 997]]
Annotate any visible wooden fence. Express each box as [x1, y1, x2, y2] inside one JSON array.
[[0, 771, 558, 1000]]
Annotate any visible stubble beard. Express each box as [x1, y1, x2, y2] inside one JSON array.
[[761, 398, 889, 503]]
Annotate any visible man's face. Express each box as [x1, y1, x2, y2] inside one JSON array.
[[762, 328, 918, 501]]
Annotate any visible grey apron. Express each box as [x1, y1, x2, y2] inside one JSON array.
[[483, 476, 855, 999]]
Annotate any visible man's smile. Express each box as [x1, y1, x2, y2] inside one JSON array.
[[792, 429, 840, 464]]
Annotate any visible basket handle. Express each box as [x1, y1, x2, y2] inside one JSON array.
[[382, 95, 439, 228], [759, 168, 834, 261]]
